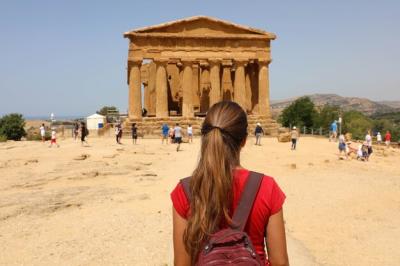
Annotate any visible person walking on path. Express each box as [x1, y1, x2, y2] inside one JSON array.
[[73, 123, 79, 141], [329, 120, 338, 142], [169, 127, 175, 144], [291, 126, 299, 150], [338, 133, 347, 159], [170, 101, 288, 266], [115, 123, 123, 144], [131, 123, 138, 144], [39, 123, 46, 142], [365, 131, 373, 158], [80, 122, 89, 146], [161, 123, 169, 144], [254, 122, 264, 146], [377, 132, 382, 145], [385, 131, 391, 147], [187, 124, 193, 144], [173, 123, 182, 152], [48, 128, 60, 148]]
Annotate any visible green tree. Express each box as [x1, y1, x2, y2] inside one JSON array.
[[97, 106, 119, 116], [0, 113, 26, 141], [279, 97, 318, 128], [372, 118, 400, 141], [97, 106, 120, 123], [342, 111, 373, 140], [314, 105, 341, 132]]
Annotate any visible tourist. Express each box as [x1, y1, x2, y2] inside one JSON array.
[[329, 120, 338, 142], [48, 128, 59, 148], [115, 123, 123, 144], [73, 123, 79, 141], [142, 108, 148, 117], [39, 123, 46, 142], [131, 123, 138, 144], [385, 130, 391, 147], [357, 144, 366, 161], [254, 122, 264, 146], [291, 126, 299, 150], [161, 123, 169, 144], [187, 124, 193, 144], [338, 133, 347, 159], [365, 131, 373, 157], [80, 122, 89, 146], [174, 123, 182, 152], [170, 101, 288, 265], [169, 127, 175, 144], [376, 132, 382, 145]]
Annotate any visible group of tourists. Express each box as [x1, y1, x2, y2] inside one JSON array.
[[336, 129, 394, 161], [112, 123, 138, 145], [40, 121, 89, 147], [161, 123, 192, 151]]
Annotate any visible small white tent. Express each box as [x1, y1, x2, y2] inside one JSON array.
[[86, 114, 106, 130]]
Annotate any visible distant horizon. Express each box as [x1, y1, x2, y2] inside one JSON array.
[[8, 92, 398, 119]]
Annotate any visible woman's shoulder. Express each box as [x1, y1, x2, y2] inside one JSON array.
[[239, 169, 286, 214], [170, 181, 190, 219]]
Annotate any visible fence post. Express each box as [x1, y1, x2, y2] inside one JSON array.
[[319, 127, 322, 135], [303, 126, 306, 135], [311, 128, 314, 135]]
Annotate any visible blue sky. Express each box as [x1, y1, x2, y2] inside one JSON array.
[[0, 0, 399, 117]]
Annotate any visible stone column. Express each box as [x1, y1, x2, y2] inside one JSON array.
[[221, 60, 233, 101], [233, 59, 247, 110], [245, 66, 252, 112], [128, 59, 142, 119], [209, 59, 221, 106], [181, 59, 194, 117], [155, 59, 169, 118], [258, 60, 271, 117]]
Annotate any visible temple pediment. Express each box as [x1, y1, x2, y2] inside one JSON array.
[[124, 16, 276, 39]]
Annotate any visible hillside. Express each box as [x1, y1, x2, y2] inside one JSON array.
[[271, 94, 396, 117]]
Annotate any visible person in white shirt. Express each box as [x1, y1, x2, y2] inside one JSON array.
[[376, 132, 382, 145], [39, 124, 46, 142], [174, 123, 182, 152], [365, 131, 373, 157], [187, 124, 193, 144], [338, 134, 347, 159], [48, 128, 59, 148]]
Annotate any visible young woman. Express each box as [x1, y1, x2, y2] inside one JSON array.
[[171, 101, 289, 266], [131, 123, 138, 144]]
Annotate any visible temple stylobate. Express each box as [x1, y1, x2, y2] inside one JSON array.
[[124, 16, 276, 121]]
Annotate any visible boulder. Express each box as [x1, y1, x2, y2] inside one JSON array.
[[277, 132, 291, 142]]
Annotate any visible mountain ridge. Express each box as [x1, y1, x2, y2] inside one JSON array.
[[271, 94, 400, 117]]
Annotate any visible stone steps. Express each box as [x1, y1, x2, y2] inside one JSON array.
[[123, 115, 279, 137]]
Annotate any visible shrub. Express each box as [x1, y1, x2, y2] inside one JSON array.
[[0, 135, 7, 142], [0, 113, 26, 141], [279, 97, 318, 128], [342, 111, 373, 140]]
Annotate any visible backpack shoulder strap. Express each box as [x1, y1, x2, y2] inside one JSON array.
[[180, 176, 192, 201], [231, 171, 264, 231]]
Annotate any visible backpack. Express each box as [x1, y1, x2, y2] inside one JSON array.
[[180, 171, 264, 265]]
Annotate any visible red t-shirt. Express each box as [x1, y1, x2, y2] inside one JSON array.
[[170, 168, 286, 264], [385, 133, 391, 141]]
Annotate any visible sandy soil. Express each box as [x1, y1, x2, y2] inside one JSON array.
[[0, 136, 399, 266]]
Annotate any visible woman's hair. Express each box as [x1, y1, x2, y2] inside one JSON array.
[[183, 101, 248, 261]]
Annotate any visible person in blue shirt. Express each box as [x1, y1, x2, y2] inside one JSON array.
[[162, 123, 170, 144], [329, 120, 338, 142]]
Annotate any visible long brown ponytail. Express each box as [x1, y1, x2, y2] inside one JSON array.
[[183, 101, 248, 262]]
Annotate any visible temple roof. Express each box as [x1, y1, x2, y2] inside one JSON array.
[[124, 16, 276, 40]]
